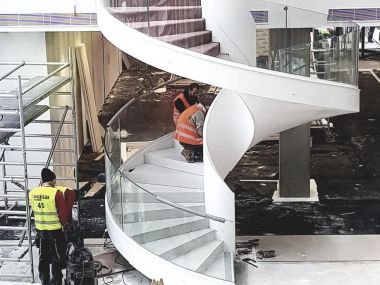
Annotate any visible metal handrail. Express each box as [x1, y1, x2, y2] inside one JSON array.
[[104, 74, 232, 223], [119, 160, 229, 223], [120, 165, 228, 223], [105, 89, 229, 224], [0, 61, 25, 81]]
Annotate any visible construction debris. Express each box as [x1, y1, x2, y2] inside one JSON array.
[[207, 85, 222, 95], [84, 182, 105, 198], [168, 74, 206, 89]]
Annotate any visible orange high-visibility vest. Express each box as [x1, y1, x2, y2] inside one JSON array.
[[173, 93, 191, 125], [175, 105, 203, 145]]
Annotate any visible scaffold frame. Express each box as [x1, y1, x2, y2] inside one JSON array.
[[0, 49, 78, 282]]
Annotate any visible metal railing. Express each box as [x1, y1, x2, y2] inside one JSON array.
[[105, 77, 228, 224]]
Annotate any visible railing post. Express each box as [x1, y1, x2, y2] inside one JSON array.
[[18, 75, 35, 283], [147, 0, 151, 36]]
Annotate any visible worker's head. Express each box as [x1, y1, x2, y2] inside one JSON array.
[[189, 83, 200, 97], [41, 168, 56, 186]]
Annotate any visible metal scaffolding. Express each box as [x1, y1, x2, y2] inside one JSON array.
[[0, 50, 78, 282]]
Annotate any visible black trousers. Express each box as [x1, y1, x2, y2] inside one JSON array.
[[37, 229, 66, 284], [180, 143, 203, 154]]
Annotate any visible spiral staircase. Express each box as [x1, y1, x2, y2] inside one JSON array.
[[99, 1, 360, 284]]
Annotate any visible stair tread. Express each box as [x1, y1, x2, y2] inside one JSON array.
[[110, 6, 201, 12], [171, 240, 224, 272], [189, 42, 220, 53], [123, 202, 204, 213], [124, 163, 203, 189], [129, 18, 204, 28], [120, 0, 201, 7], [124, 216, 206, 236], [142, 228, 215, 255], [145, 147, 203, 175], [136, 183, 204, 193], [157, 30, 211, 42], [203, 253, 227, 280]]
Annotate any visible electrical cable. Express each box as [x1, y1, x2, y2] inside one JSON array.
[[122, 270, 128, 285]]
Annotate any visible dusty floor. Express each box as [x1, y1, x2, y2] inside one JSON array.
[[3, 236, 380, 285], [0, 239, 151, 285]]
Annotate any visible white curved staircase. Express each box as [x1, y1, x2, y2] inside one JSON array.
[[100, 1, 360, 284]]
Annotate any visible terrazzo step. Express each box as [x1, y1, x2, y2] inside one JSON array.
[[118, 0, 201, 7], [123, 202, 205, 222], [125, 183, 204, 203], [110, 6, 202, 22], [171, 240, 224, 273], [142, 228, 216, 260], [124, 164, 203, 189], [131, 18, 205, 37], [145, 147, 203, 175], [158, 30, 212, 49], [124, 216, 209, 243], [190, 42, 220, 57], [203, 253, 230, 281], [123, 192, 204, 203], [123, 191, 204, 203]]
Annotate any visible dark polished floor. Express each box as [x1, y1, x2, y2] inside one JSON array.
[[230, 68, 380, 235]]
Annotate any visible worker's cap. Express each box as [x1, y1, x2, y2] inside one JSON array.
[[41, 168, 56, 183]]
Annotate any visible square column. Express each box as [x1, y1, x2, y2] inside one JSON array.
[[273, 124, 318, 202]]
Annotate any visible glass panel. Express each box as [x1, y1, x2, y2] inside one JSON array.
[[119, 174, 228, 280], [253, 1, 359, 84]]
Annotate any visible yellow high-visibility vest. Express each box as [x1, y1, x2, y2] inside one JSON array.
[[29, 186, 62, 231]]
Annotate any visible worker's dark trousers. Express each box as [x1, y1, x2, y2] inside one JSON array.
[[37, 229, 66, 285], [180, 143, 203, 161]]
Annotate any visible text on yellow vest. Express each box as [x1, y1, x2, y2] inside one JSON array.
[[29, 186, 62, 231]]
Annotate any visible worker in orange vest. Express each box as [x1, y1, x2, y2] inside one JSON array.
[[175, 100, 206, 163], [172, 83, 200, 125]]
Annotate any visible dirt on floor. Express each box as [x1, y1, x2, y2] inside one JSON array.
[[230, 66, 380, 235]]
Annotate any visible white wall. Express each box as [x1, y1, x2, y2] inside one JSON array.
[[202, 0, 257, 66], [0, 32, 51, 194], [0, 0, 96, 14]]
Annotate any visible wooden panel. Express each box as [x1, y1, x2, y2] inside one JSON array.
[[75, 44, 103, 152]]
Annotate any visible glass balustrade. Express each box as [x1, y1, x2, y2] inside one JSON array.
[[104, 90, 233, 281]]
